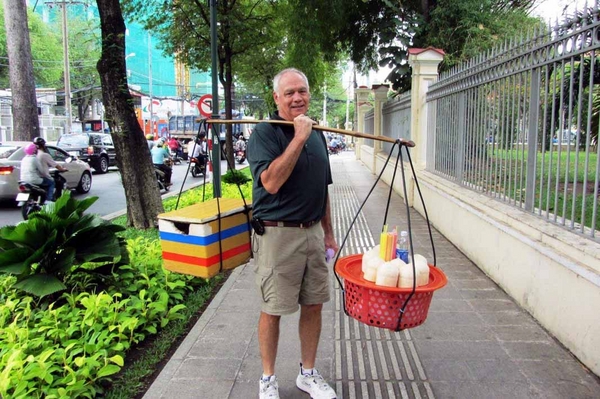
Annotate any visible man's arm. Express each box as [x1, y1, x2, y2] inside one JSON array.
[[321, 193, 338, 253], [259, 115, 313, 194]]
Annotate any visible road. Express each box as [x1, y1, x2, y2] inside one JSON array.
[[0, 158, 246, 227]]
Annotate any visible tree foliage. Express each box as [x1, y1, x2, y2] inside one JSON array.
[[0, 2, 62, 88]]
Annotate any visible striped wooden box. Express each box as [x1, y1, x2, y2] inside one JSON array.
[[157, 198, 252, 278]]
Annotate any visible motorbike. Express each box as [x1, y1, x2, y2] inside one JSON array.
[[235, 149, 246, 164], [189, 155, 207, 178], [169, 149, 183, 165], [155, 166, 170, 192], [16, 169, 67, 220]]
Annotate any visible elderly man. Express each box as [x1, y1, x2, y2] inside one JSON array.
[[247, 68, 338, 399]]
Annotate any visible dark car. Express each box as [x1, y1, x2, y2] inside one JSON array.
[[56, 133, 117, 173]]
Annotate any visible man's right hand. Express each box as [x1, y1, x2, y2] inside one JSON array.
[[293, 114, 315, 143]]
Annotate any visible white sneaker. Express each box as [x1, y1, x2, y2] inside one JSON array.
[[296, 366, 337, 399], [259, 375, 280, 399]]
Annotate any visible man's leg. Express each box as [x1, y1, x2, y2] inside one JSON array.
[[258, 311, 281, 376], [298, 303, 322, 369], [41, 177, 55, 201]]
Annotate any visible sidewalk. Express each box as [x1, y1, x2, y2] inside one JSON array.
[[143, 151, 600, 399]]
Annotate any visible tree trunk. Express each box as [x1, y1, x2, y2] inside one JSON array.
[[3, 0, 40, 141], [95, 0, 164, 229]]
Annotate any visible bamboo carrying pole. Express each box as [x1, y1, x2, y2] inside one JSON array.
[[206, 119, 415, 147]]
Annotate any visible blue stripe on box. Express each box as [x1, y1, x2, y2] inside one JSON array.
[[160, 223, 249, 246]]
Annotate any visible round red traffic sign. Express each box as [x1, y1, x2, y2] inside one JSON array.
[[198, 94, 213, 118]]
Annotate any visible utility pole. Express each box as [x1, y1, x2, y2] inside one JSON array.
[[210, 0, 221, 197], [322, 84, 327, 127], [148, 33, 153, 136], [45, 0, 84, 134], [61, 1, 71, 133]]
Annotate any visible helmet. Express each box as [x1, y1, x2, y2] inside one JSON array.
[[156, 141, 163, 147], [24, 143, 37, 155], [146, 134, 154, 140], [33, 137, 46, 146]]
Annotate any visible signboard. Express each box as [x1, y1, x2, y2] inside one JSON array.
[[198, 94, 213, 118]]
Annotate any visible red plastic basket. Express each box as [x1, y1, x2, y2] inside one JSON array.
[[335, 254, 448, 331]]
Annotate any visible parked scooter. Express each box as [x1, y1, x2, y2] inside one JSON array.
[[189, 155, 207, 178], [16, 169, 67, 220]]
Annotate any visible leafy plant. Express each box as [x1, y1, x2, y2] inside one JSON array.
[[222, 168, 251, 185], [0, 192, 128, 298]]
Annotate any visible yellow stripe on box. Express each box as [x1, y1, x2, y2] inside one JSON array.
[[162, 251, 251, 279], [160, 232, 250, 258]]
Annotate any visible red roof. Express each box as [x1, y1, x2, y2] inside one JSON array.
[[408, 47, 445, 56]]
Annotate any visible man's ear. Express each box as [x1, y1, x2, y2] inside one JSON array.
[[273, 91, 279, 105]]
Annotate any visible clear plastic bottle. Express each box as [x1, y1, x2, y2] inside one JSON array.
[[396, 230, 409, 263]]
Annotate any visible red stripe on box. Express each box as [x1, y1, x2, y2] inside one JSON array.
[[163, 242, 251, 267]]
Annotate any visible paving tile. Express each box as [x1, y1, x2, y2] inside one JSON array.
[[159, 379, 235, 398], [424, 310, 483, 326], [413, 340, 509, 360], [502, 341, 572, 360], [491, 325, 551, 342], [420, 358, 472, 381], [175, 357, 241, 380], [465, 359, 529, 382], [478, 311, 538, 326], [459, 287, 510, 300], [467, 298, 521, 312], [410, 323, 495, 341], [428, 298, 474, 312], [187, 337, 251, 359], [517, 359, 600, 387]]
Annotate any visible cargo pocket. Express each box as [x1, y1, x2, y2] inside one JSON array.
[[255, 263, 274, 303]]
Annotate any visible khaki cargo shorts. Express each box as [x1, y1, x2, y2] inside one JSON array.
[[252, 224, 330, 315]]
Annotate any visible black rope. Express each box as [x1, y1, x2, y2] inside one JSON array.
[[382, 146, 402, 229], [405, 150, 437, 267], [174, 120, 209, 209]]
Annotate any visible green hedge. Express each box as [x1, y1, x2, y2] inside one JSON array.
[[0, 168, 253, 398]]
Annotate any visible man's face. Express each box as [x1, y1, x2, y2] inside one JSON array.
[[273, 72, 310, 121]]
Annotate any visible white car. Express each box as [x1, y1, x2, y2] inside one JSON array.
[[0, 142, 93, 201]]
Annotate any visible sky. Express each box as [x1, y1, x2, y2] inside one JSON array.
[[351, 0, 594, 88]]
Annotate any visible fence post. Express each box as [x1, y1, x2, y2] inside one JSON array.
[[372, 84, 390, 171], [355, 86, 371, 160], [408, 48, 444, 169]]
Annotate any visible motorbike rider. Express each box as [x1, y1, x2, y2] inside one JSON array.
[[151, 139, 173, 186], [168, 136, 183, 159], [19, 143, 49, 200], [33, 137, 67, 201], [235, 135, 247, 152], [146, 134, 155, 150]]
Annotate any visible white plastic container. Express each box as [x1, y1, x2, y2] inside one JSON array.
[[376, 258, 402, 287], [363, 255, 384, 282], [398, 254, 430, 288], [362, 245, 380, 273]]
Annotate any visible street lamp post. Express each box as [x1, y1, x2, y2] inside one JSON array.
[[210, 0, 221, 197], [148, 33, 153, 136]]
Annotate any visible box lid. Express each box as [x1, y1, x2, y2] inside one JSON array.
[[157, 198, 252, 224]]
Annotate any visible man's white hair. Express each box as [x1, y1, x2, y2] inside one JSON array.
[[273, 68, 310, 93]]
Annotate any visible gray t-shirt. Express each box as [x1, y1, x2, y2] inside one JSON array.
[[247, 114, 332, 223], [37, 150, 57, 179]]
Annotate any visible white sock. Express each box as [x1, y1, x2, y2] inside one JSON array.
[[301, 366, 314, 375], [262, 374, 274, 382]]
